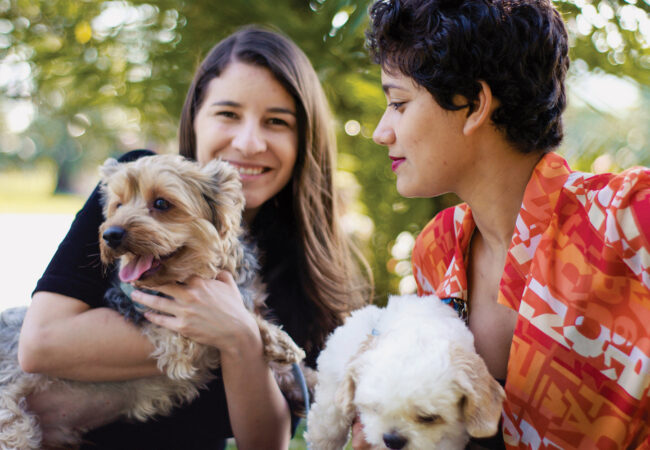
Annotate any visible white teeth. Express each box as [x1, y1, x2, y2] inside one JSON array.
[[236, 166, 264, 175]]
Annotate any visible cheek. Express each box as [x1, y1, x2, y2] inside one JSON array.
[[276, 136, 298, 176], [398, 107, 425, 141], [194, 120, 230, 164]]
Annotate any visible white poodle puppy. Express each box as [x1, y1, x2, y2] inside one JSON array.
[[305, 294, 505, 450]]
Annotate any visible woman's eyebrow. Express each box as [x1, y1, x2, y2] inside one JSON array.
[[210, 100, 241, 107], [209, 101, 294, 116], [267, 107, 296, 116], [382, 83, 405, 94]]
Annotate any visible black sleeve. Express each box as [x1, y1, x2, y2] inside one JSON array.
[[33, 149, 155, 307]]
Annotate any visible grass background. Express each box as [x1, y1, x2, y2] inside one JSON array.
[[0, 165, 85, 214]]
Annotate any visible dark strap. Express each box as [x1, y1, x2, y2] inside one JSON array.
[[441, 297, 468, 324]]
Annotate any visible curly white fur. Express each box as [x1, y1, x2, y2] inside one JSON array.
[[306, 294, 506, 450]]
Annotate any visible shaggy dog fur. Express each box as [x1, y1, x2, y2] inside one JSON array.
[[0, 154, 307, 449], [305, 294, 506, 450]]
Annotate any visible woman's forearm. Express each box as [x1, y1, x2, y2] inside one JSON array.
[[19, 292, 159, 381], [221, 329, 292, 450]]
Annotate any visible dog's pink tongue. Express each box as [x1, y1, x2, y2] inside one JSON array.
[[119, 255, 155, 282]]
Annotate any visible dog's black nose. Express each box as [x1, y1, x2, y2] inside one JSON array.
[[102, 226, 126, 249], [383, 432, 407, 449]]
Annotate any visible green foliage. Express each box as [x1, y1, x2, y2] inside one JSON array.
[[1, 0, 648, 302], [555, 0, 650, 85]]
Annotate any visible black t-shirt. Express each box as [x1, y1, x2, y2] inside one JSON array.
[[34, 150, 304, 449]]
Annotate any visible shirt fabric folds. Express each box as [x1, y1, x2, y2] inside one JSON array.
[[412, 152, 650, 449]]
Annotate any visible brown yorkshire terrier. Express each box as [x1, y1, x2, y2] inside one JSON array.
[[0, 154, 307, 449]]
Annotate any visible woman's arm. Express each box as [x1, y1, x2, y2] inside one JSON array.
[[18, 292, 159, 381], [135, 271, 292, 449], [220, 320, 292, 450]]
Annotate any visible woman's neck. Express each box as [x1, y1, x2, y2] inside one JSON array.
[[242, 207, 259, 224], [462, 147, 543, 254]]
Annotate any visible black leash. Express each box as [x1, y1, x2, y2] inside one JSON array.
[[291, 362, 310, 430]]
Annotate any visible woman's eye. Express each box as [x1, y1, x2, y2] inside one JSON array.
[[153, 198, 171, 211], [268, 117, 290, 126], [216, 111, 237, 119], [389, 101, 405, 110]]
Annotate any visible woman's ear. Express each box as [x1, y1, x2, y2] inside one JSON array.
[[463, 80, 494, 136]]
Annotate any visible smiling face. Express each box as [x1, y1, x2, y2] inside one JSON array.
[[193, 61, 299, 219], [372, 69, 470, 199]]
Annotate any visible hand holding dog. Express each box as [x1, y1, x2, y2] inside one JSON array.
[[134, 271, 261, 352], [351, 415, 379, 450]]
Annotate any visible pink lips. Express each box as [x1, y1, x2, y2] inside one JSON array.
[[390, 156, 405, 172]]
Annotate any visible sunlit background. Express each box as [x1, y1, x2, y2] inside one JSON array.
[[1, 0, 649, 311]]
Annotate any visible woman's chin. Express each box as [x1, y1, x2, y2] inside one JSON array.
[[395, 181, 416, 198]]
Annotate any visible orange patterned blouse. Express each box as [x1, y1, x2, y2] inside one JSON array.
[[412, 152, 650, 449]]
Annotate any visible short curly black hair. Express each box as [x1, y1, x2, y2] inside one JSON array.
[[366, 0, 570, 153]]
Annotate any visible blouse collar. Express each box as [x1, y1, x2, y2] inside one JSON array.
[[434, 152, 573, 311]]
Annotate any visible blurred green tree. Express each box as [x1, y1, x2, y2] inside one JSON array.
[[1, 0, 648, 301]]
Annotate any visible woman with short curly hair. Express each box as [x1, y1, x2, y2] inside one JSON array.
[[355, 0, 650, 448]]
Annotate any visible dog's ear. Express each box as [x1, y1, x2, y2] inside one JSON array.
[[451, 344, 506, 438], [335, 333, 378, 421], [335, 361, 359, 419], [198, 159, 246, 236], [99, 158, 121, 182]]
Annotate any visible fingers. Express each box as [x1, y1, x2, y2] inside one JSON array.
[[133, 271, 244, 341], [215, 270, 237, 288], [350, 414, 374, 450], [143, 309, 179, 331], [132, 290, 177, 317], [132, 291, 183, 332], [153, 271, 236, 298]]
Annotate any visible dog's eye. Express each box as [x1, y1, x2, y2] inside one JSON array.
[[153, 198, 171, 211], [417, 414, 443, 424]]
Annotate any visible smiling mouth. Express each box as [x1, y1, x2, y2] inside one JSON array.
[[238, 166, 266, 175], [227, 162, 269, 176], [119, 249, 180, 283]]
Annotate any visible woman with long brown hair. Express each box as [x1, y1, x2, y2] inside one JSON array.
[[19, 26, 370, 449]]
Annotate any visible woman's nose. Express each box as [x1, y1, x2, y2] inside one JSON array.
[[232, 121, 266, 155], [372, 114, 395, 146]]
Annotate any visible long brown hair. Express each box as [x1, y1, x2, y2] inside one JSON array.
[[178, 26, 371, 357]]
